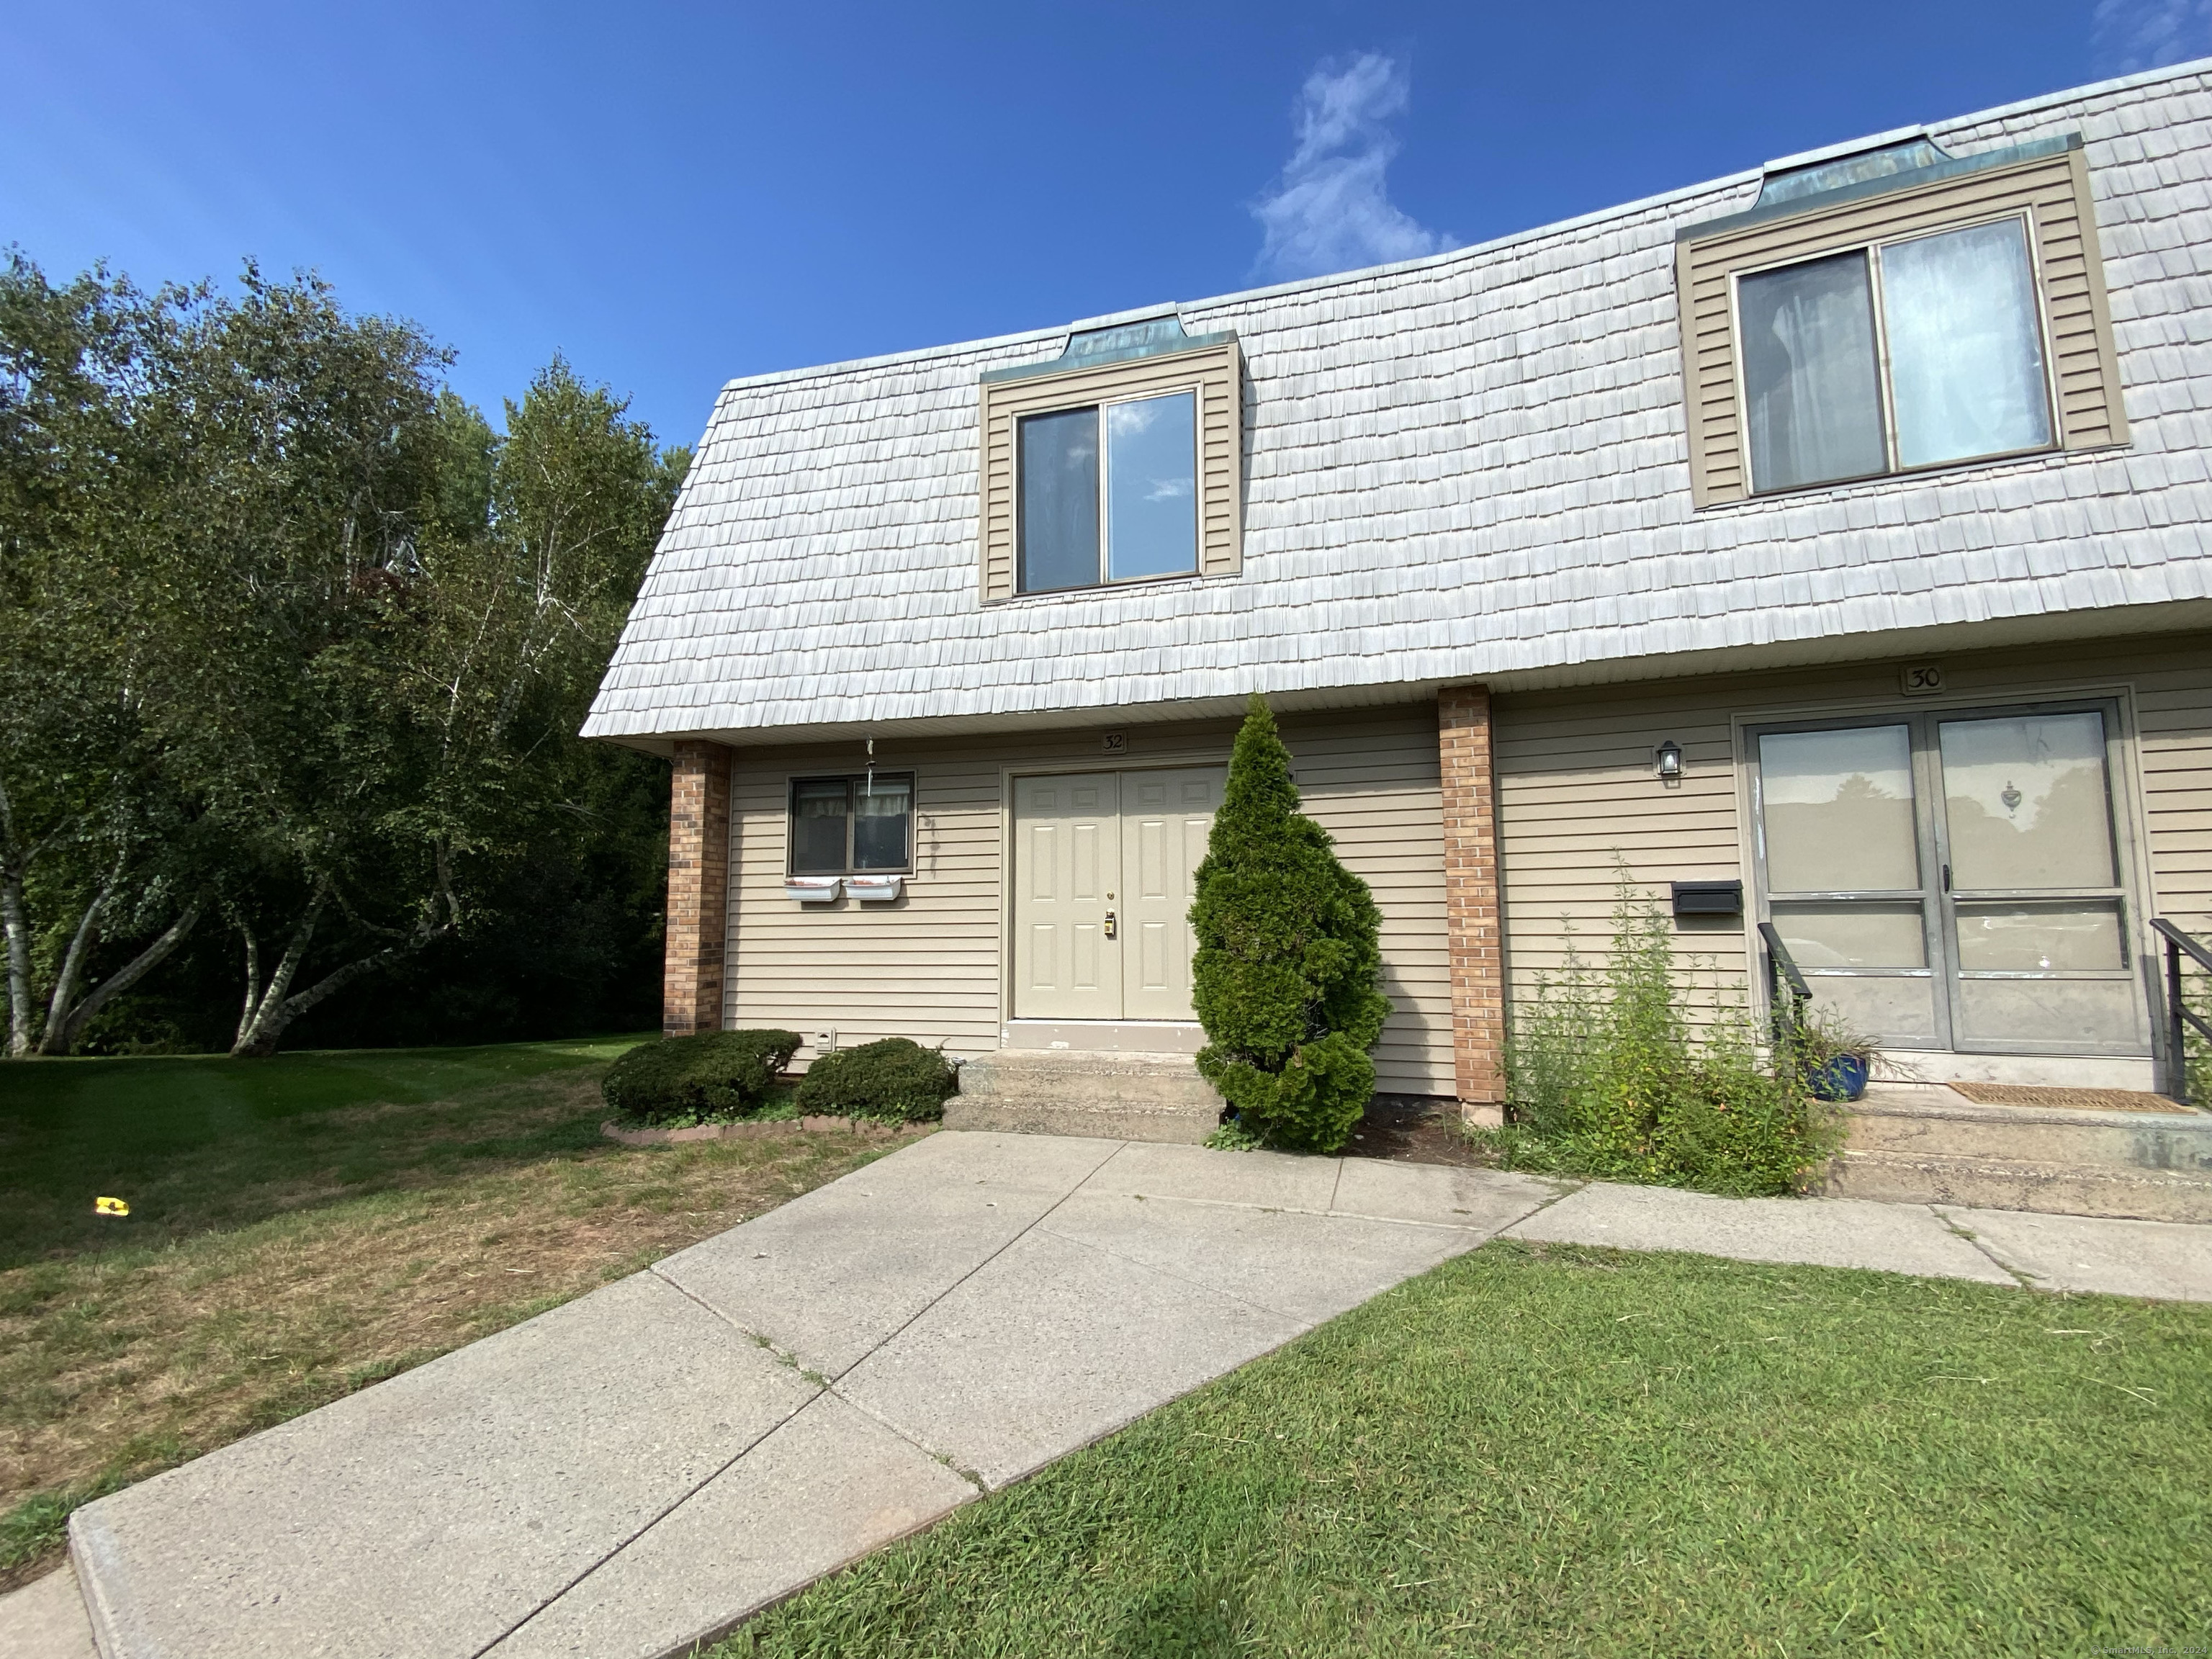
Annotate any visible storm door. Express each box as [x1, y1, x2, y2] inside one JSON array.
[[1751, 703, 2148, 1056]]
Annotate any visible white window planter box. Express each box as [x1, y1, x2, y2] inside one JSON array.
[[785, 877, 842, 904]]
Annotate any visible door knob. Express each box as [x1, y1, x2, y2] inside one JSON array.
[[1104, 910, 1117, 939]]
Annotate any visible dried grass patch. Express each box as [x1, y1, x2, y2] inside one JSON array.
[[0, 1123, 917, 1590]]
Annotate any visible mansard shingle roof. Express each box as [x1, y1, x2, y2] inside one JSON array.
[[586, 61, 2212, 745]]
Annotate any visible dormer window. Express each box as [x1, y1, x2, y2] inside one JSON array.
[[1677, 132, 2126, 507], [1018, 391, 1197, 593], [978, 315, 1241, 603], [1740, 217, 2054, 493]]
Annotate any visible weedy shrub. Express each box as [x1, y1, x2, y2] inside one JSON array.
[[1190, 695, 1391, 1153], [2182, 961, 2212, 1111], [1504, 876, 1837, 1195], [793, 1038, 957, 1123], [601, 1029, 803, 1124], [1202, 1115, 1268, 1152]]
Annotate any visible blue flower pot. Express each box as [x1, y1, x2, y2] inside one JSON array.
[[1808, 1053, 1869, 1102]]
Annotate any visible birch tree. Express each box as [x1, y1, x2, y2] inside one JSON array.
[[0, 257, 206, 1056], [210, 354, 683, 1056], [2, 256, 685, 1058]]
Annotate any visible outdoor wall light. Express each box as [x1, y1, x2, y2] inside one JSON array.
[[1655, 741, 1684, 781]]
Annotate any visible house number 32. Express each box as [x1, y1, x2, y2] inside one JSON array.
[[1102, 732, 1126, 753]]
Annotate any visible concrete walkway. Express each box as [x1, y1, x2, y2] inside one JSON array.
[[9, 1133, 2209, 1659]]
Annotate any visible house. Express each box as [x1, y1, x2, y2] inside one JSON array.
[[585, 61, 2212, 1178]]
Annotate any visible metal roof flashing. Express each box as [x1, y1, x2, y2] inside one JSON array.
[[979, 315, 1238, 385], [1676, 132, 2081, 243]]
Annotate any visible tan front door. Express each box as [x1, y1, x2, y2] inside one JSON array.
[[1118, 768, 1222, 1020], [1012, 773, 1118, 1019], [1011, 766, 1223, 1020]]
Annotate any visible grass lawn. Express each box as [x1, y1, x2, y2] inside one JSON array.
[[719, 1241, 2210, 1658], [0, 1037, 914, 1591]]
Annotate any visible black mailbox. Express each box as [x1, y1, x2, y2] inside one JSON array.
[[1670, 880, 1743, 917]]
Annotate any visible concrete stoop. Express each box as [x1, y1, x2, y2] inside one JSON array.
[[1827, 1084, 2212, 1222], [946, 1049, 1225, 1144]]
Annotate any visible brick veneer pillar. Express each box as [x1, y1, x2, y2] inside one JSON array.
[[1439, 686, 1506, 1123], [663, 739, 732, 1038]]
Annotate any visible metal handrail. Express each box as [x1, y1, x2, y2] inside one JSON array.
[[2150, 917, 2212, 1107], [1757, 921, 1812, 1050]]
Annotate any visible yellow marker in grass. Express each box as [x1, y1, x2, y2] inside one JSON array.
[[94, 1197, 130, 1217]]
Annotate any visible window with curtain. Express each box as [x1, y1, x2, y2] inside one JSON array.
[[787, 773, 914, 874], [1017, 390, 1197, 593], [1738, 216, 2053, 494]]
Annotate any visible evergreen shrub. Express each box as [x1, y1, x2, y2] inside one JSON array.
[[1501, 873, 1837, 1194], [1189, 695, 1391, 1152], [793, 1038, 957, 1122], [601, 1028, 803, 1123]]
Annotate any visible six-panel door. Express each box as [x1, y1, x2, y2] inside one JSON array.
[[1010, 766, 1223, 1021], [1011, 773, 1119, 1019], [1118, 768, 1223, 1020]]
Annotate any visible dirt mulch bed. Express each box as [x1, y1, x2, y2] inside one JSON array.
[[1342, 1094, 1490, 1166]]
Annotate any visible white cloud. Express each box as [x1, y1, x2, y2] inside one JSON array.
[[1249, 53, 1455, 283], [2092, 0, 2212, 75]]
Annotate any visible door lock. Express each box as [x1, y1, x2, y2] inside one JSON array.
[[1103, 910, 1117, 940]]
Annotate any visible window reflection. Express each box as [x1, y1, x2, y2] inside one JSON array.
[[788, 774, 915, 875], [1740, 217, 2053, 493], [1017, 391, 1197, 593]]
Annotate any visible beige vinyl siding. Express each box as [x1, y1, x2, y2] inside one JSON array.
[[1495, 688, 1748, 992], [976, 340, 1243, 603], [1678, 145, 2127, 508], [1287, 711, 1449, 1093], [720, 703, 1451, 1092], [1493, 639, 2211, 1020], [2138, 662, 2212, 935]]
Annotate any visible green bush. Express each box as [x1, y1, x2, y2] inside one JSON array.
[[1189, 695, 1391, 1153], [601, 1029, 803, 1123], [793, 1038, 957, 1122], [1504, 872, 1837, 1195], [2184, 963, 2212, 1111]]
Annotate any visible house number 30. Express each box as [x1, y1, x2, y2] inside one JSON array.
[[1899, 664, 1946, 696]]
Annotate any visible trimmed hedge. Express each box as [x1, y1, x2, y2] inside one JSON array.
[[792, 1038, 957, 1123], [601, 1029, 804, 1123]]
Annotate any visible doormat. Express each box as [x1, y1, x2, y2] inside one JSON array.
[[1946, 1081, 2200, 1114]]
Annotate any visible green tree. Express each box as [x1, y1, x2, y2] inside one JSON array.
[[212, 350, 685, 1056], [289, 361, 685, 1055], [1, 253, 688, 1058], [1189, 695, 1390, 1151], [0, 255, 209, 1056], [135, 264, 460, 1056]]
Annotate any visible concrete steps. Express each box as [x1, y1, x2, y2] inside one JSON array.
[[945, 1049, 1225, 1144], [1827, 1084, 2212, 1221]]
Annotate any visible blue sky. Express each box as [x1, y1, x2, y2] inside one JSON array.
[[6, 0, 2208, 451]]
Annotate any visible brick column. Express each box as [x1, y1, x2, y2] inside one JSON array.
[[1439, 686, 1506, 1123], [663, 739, 732, 1038]]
